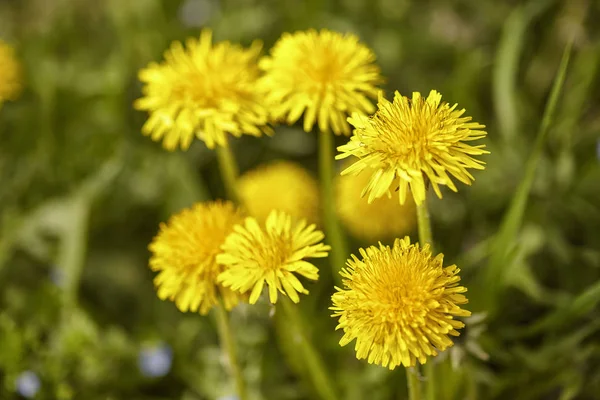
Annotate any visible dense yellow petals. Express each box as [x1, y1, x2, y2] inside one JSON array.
[[217, 210, 330, 304], [331, 237, 470, 369], [148, 201, 245, 315], [238, 160, 320, 225], [0, 40, 22, 107], [135, 29, 272, 151], [337, 90, 488, 205], [336, 163, 416, 241], [258, 29, 382, 136]]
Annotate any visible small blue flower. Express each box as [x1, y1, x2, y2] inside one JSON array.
[[15, 371, 40, 398], [138, 342, 173, 378]]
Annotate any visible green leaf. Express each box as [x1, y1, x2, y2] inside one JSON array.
[[492, 0, 554, 141], [483, 41, 573, 313]]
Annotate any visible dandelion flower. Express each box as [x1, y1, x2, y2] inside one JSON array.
[[135, 29, 271, 151], [0, 40, 22, 107], [238, 160, 320, 225], [217, 210, 330, 304], [337, 90, 488, 205], [258, 29, 382, 135], [331, 237, 470, 369], [336, 163, 416, 241], [149, 201, 245, 315]]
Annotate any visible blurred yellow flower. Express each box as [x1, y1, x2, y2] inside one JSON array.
[[0, 40, 22, 107], [336, 164, 416, 241], [337, 90, 488, 205], [217, 210, 330, 304], [149, 201, 245, 315], [258, 29, 382, 135], [135, 29, 272, 151], [331, 237, 470, 369], [238, 160, 319, 225]]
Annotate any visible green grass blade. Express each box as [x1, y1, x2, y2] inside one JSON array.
[[492, 0, 554, 141], [513, 280, 600, 338], [483, 41, 573, 313], [492, 6, 525, 141]]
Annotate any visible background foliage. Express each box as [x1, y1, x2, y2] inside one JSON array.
[[1, 0, 599, 399]]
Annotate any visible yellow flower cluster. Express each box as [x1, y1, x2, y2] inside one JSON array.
[[336, 163, 416, 241], [141, 27, 486, 373], [238, 160, 319, 225], [135, 30, 272, 150], [149, 202, 329, 313], [135, 28, 382, 150], [258, 29, 382, 135], [0, 40, 22, 108], [331, 237, 470, 369], [338, 90, 488, 205]]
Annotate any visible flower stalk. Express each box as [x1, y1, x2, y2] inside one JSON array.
[[216, 138, 241, 205], [407, 367, 422, 400], [214, 145, 247, 400], [214, 301, 248, 400], [280, 297, 340, 400], [319, 129, 349, 284], [416, 199, 437, 400]]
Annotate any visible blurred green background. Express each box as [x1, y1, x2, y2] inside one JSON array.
[[1, 0, 599, 399]]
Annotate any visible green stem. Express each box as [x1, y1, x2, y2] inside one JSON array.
[[416, 201, 433, 248], [318, 129, 349, 285], [423, 362, 436, 400], [58, 194, 91, 307], [216, 138, 241, 204], [406, 367, 422, 400], [214, 302, 248, 400], [415, 200, 436, 400], [280, 298, 339, 400]]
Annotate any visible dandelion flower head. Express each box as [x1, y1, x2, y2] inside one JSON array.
[[258, 29, 382, 135], [336, 163, 416, 241], [337, 90, 488, 205], [149, 201, 245, 315], [217, 210, 330, 304], [0, 40, 22, 106], [135, 29, 271, 151], [238, 160, 320, 225], [331, 237, 470, 369]]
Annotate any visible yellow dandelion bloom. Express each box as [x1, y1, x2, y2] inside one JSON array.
[[217, 210, 330, 304], [258, 29, 382, 135], [337, 90, 488, 205], [238, 160, 320, 225], [336, 164, 416, 241], [149, 201, 245, 315], [135, 29, 272, 151], [331, 237, 470, 369], [0, 40, 22, 107]]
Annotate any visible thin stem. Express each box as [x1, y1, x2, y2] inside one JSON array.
[[423, 362, 436, 400], [214, 302, 248, 400], [416, 200, 436, 400], [416, 201, 433, 248], [406, 367, 422, 400], [216, 138, 241, 204], [279, 298, 339, 400], [59, 194, 90, 307], [318, 129, 349, 285]]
